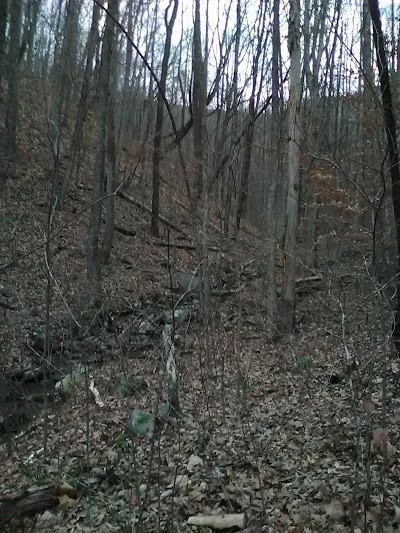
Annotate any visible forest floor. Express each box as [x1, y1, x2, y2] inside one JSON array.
[[1, 73, 400, 532]]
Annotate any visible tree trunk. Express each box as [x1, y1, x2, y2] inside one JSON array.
[[236, 110, 255, 230], [368, 0, 400, 351], [266, 0, 281, 321], [59, 1, 101, 207], [116, 0, 134, 154], [5, 0, 22, 165], [235, 0, 267, 231], [102, 32, 119, 265], [358, 0, 373, 230], [25, 0, 42, 70], [0, 0, 8, 83], [192, 0, 206, 201], [281, 0, 301, 333], [86, 0, 118, 305], [222, 0, 240, 236], [51, 0, 79, 206], [192, 0, 211, 322], [151, 0, 179, 236]]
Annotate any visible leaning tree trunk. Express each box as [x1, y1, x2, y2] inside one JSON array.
[[281, 0, 301, 334], [368, 0, 400, 351]]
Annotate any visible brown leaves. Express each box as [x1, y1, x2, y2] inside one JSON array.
[[372, 427, 388, 447], [57, 494, 77, 512], [324, 500, 346, 521], [361, 398, 375, 415]]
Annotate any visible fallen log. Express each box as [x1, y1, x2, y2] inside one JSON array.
[[276, 274, 323, 296], [117, 191, 185, 235], [0, 484, 78, 526], [276, 275, 322, 286], [295, 275, 322, 284], [115, 225, 136, 237], [187, 513, 245, 530], [211, 287, 242, 297], [154, 241, 219, 252]]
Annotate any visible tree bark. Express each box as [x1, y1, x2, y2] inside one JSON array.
[[281, 0, 301, 333], [25, 0, 42, 70], [368, 0, 400, 351], [51, 0, 80, 204], [222, 0, 241, 236], [192, 0, 206, 201], [266, 0, 281, 321], [151, 0, 179, 236], [235, 0, 267, 230], [86, 0, 118, 305], [0, 0, 8, 83], [102, 61, 118, 264], [59, 0, 101, 207], [236, 108, 255, 230], [0, 485, 77, 526], [116, 0, 134, 153], [6, 0, 22, 162]]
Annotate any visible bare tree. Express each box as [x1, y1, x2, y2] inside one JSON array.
[[236, 0, 269, 230], [266, 0, 281, 321], [58, 0, 101, 207], [117, 0, 134, 154], [281, 0, 301, 333], [102, 5, 120, 265], [151, 0, 179, 237], [192, 0, 206, 201], [368, 0, 400, 352], [86, 0, 119, 305], [221, 0, 241, 236], [357, 0, 375, 231], [0, 0, 8, 83], [20, 0, 42, 68], [50, 0, 80, 205], [5, 0, 22, 164]]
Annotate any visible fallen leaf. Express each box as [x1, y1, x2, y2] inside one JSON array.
[[324, 500, 346, 521], [160, 489, 174, 499], [58, 494, 76, 511], [189, 488, 206, 502], [104, 448, 118, 463], [372, 427, 388, 447], [38, 510, 57, 524], [187, 454, 203, 473], [362, 398, 375, 415], [169, 474, 189, 493]]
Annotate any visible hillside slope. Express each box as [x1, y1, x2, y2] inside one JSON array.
[[0, 74, 398, 533]]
